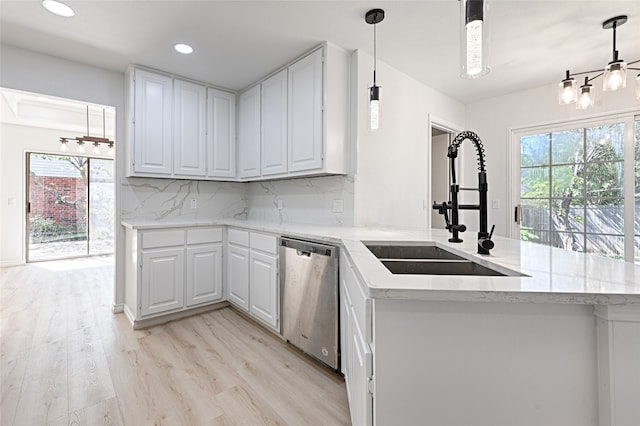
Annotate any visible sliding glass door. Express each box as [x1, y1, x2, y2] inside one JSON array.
[[26, 153, 113, 262]]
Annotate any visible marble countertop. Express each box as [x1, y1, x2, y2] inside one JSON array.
[[121, 218, 640, 305]]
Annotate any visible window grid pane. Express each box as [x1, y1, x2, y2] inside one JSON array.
[[520, 122, 627, 261]]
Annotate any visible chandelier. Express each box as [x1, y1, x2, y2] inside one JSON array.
[[558, 15, 640, 109], [60, 106, 114, 155]]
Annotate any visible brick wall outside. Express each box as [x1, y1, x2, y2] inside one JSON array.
[[29, 175, 86, 230]]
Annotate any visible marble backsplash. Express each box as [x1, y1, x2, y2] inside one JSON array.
[[247, 175, 355, 226], [120, 177, 248, 222]]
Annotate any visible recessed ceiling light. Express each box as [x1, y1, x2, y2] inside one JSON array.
[[42, 0, 75, 17], [174, 43, 194, 55]]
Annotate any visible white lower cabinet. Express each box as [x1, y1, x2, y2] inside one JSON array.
[[124, 226, 223, 326], [141, 247, 185, 316], [249, 250, 278, 328], [340, 252, 374, 426], [226, 228, 279, 331], [227, 243, 250, 310], [186, 244, 222, 306]]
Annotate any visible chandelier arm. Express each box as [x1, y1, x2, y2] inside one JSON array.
[[568, 69, 604, 78]]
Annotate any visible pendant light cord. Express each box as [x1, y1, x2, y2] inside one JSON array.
[[373, 22, 377, 85]]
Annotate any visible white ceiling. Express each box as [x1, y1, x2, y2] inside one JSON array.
[[1, 0, 639, 104]]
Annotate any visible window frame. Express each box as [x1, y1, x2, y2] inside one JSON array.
[[508, 110, 639, 262]]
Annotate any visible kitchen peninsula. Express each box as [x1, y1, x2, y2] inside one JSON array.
[[122, 218, 640, 426]]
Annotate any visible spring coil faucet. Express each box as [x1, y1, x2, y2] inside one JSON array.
[[433, 130, 495, 255]]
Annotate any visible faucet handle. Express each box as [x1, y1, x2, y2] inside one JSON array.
[[451, 224, 467, 233], [489, 224, 495, 239]]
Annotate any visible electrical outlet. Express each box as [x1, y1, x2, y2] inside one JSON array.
[[332, 199, 344, 213], [190, 198, 197, 209]]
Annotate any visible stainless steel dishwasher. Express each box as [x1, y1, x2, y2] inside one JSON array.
[[280, 237, 339, 370]]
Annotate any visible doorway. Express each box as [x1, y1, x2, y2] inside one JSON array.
[[430, 127, 452, 229], [26, 153, 114, 262]]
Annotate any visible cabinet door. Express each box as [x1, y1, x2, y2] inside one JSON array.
[[133, 69, 173, 175], [238, 85, 261, 179], [141, 247, 184, 316], [186, 244, 222, 306], [207, 88, 236, 178], [249, 251, 278, 330], [288, 48, 323, 172], [227, 244, 250, 310], [261, 69, 288, 176], [174, 79, 207, 176], [349, 309, 374, 426]]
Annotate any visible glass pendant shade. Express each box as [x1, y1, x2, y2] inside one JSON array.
[[460, 0, 490, 79], [602, 59, 627, 91], [576, 81, 594, 109], [60, 140, 68, 153], [76, 141, 85, 154], [558, 72, 577, 105], [369, 85, 380, 130], [92, 142, 101, 155], [108, 143, 115, 156]]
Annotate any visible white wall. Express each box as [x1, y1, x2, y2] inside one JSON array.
[[0, 122, 115, 266], [466, 81, 640, 237], [354, 50, 466, 227]]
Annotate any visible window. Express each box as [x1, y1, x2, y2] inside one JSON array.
[[515, 114, 639, 262]]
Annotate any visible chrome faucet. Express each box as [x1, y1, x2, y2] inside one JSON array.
[[433, 130, 495, 255]]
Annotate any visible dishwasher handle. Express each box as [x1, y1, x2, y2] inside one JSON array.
[[280, 237, 337, 257]]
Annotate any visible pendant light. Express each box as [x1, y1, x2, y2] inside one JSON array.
[[460, 0, 490, 79], [366, 8, 384, 131], [59, 106, 115, 156], [558, 15, 640, 109]]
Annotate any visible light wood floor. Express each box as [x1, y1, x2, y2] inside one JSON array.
[[0, 257, 351, 425]]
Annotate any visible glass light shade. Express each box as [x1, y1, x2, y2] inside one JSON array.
[[60, 141, 68, 153], [92, 142, 101, 155], [76, 142, 85, 154], [369, 85, 380, 130], [108, 143, 115, 156], [602, 60, 627, 91], [370, 100, 380, 130], [576, 84, 594, 110], [42, 0, 75, 17], [460, 0, 490, 79], [558, 78, 577, 105]]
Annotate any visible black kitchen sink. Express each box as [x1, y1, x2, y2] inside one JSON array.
[[381, 259, 506, 276], [365, 244, 466, 261], [363, 242, 526, 277]]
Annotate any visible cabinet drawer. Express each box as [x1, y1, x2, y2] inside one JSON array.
[[142, 230, 185, 249], [343, 254, 372, 344], [228, 228, 249, 246], [250, 232, 277, 254], [187, 227, 222, 245]]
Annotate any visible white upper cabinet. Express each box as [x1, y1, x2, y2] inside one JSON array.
[[235, 42, 349, 181], [261, 69, 288, 176], [238, 85, 261, 179], [288, 48, 323, 173], [132, 69, 173, 175], [126, 66, 237, 181], [174, 79, 207, 177], [207, 88, 236, 179]]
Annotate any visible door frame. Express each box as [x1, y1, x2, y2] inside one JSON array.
[[427, 114, 464, 229]]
